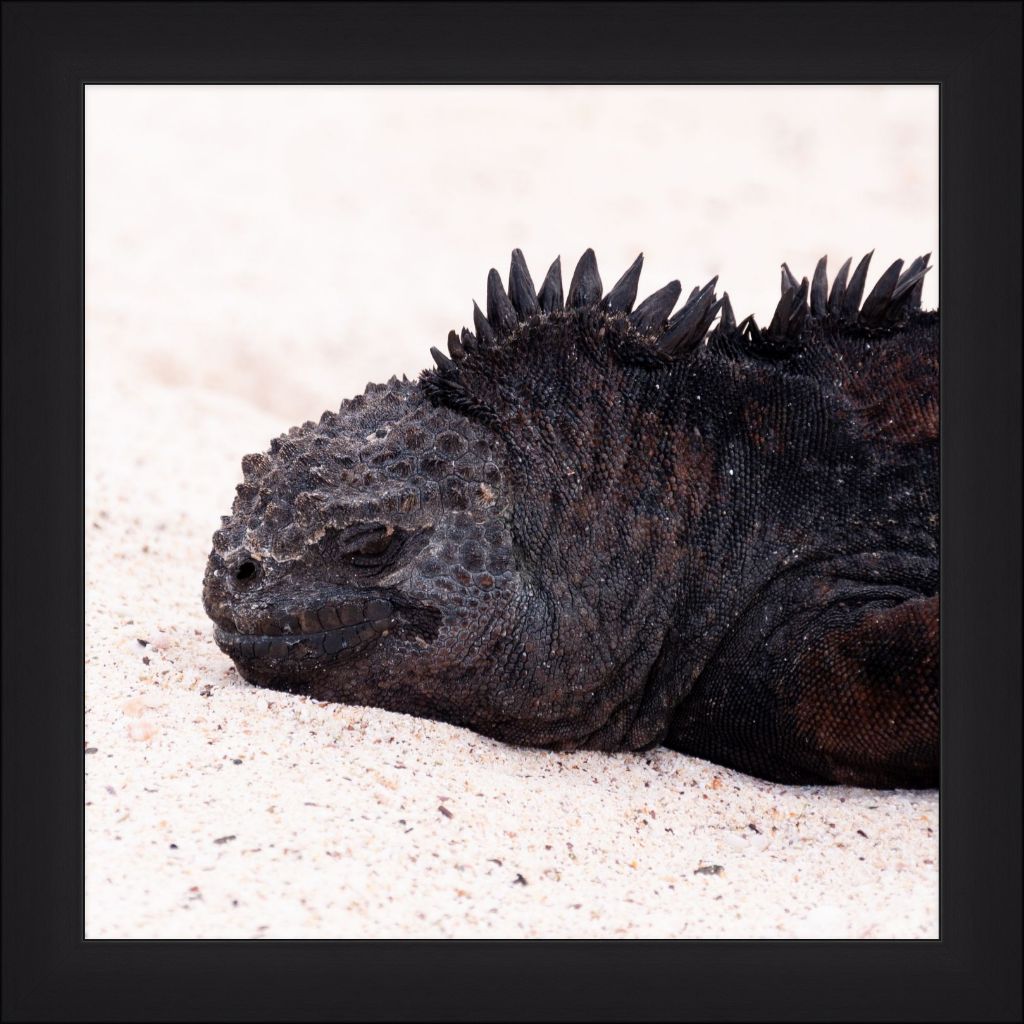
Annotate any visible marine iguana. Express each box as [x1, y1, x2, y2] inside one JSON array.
[[203, 248, 938, 788]]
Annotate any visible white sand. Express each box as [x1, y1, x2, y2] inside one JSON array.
[[85, 86, 939, 938]]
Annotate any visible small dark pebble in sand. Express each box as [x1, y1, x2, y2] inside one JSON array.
[[513, 873, 528, 885], [438, 805, 453, 819], [232, 758, 243, 765], [748, 823, 761, 834], [857, 829, 869, 838], [214, 835, 237, 845], [200, 685, 213, 698], [169, 843, 178, 849], [489, 858, 503, 867], [137, 639, 149, 647], [84, 747, 98, 755], [142, 656, 150, 665], [694, 864, 724, 876]]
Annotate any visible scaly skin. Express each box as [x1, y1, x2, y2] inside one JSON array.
[[203, 249, 938, 788]]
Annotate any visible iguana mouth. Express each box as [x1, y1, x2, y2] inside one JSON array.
[[211, 593, 444, 667], [213, 596, 399, 663]]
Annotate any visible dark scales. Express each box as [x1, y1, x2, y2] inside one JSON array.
[[203, 249, 938, 788]]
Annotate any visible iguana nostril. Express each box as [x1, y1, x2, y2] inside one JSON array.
[[235, 560, 257, 582]]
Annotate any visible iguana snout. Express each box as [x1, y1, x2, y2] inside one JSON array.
[[203, 547, 402, 671]]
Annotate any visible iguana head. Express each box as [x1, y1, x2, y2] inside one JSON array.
[[204, 247, 931, 749], [202, 375, 524, 724]]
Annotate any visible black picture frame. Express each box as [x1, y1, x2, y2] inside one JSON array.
[[2, 2, 1020, 1021]]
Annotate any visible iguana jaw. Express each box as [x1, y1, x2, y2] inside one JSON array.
[[208, 588, 442, 670], [212, 598, 396, 664]]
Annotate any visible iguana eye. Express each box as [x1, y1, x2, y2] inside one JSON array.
[[354, 531, 393, 558], [337, 524, 405, 568]]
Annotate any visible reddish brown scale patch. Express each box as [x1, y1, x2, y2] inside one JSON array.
[[741, 399, 785, 455], [794, 595, 938, 782], [670, 433, 717, 522], [845, 346, 938, 445]]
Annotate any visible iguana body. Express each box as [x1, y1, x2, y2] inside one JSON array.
[[203, 249, 938, 788]]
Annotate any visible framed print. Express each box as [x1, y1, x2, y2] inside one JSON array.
[[2, 2, 1020, 1021]]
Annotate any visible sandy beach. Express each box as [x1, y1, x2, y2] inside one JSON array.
[[85, 85, 939, 938]]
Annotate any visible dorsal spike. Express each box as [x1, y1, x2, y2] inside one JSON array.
[[842, 250, 874, 317], [486, 268, 518, 336], [447, 330, 466, 362], [893, 253, 929, 293], [566, 249, 603, 308], [788, 278, 810, 334], [538, 257, 563, 312], [459, 327, 478, 354], [667, 276, 718, 326], [810, 256, 829, 318], [860, 258, 904, 324], [781, 262, 800, 295], [828, 256, 852, 315], [630, 280, 682, 334], [891, 253, 931, 312], [430, 346, 455, 372], [508, 249, 539, 318], [472, 300, 496, 345], [768, 287, 796, 336], [603, 253, 644, 312], [744, 316, 763, 346], [699, 276, 719, 302], [664, 276, 717, 329], [656, 287, 720, 355], [719, 292, 736, 331]]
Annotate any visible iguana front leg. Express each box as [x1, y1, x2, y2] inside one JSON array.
[[670, 577, 939, 788]]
